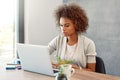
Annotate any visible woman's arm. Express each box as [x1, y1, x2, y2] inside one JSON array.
[[84, 39, 96, 72], [71, 63, 96, 72], [52, 61, 96, 72], [83, 63, 96, 72]]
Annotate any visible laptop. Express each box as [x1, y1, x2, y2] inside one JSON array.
[[17, 43, 58, 76]]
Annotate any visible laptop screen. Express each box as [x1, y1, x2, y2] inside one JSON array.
[[17, 43, 58, 76]]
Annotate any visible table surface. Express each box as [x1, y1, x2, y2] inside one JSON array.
[[0, 64, 120, 80]]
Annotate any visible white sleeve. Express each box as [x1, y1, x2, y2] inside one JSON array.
[[86, 40, 97, 63], [48, 36, 58, 55]]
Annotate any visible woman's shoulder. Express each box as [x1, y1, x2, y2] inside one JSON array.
[[79, 34, 95, 44], [52, 34, 66, 42], [54, 34, 66, 39]]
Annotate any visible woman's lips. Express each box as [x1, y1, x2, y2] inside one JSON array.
[[63, 31, 67, 33], [63, 32, 67, 34]]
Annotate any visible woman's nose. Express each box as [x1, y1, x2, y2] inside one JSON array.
[[61, 26, 66, 31]]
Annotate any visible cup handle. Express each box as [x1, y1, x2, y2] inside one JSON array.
[[71, 68, 75, 75]]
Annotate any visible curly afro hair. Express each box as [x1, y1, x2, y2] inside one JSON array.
[[54, 3, 88, 33]]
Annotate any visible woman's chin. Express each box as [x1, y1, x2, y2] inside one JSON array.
[[62, 33, 67, 36], [63, 34, 68, 37]]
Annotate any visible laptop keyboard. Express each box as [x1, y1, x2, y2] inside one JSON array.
[[53, 69, 59, 73]]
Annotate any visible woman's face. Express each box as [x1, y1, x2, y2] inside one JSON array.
[[60, 17, 76, 37]]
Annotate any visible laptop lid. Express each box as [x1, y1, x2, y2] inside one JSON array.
[[17, 43, 56, 76]]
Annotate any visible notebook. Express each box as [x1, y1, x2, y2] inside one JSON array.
[[17, 43, 58, 76]]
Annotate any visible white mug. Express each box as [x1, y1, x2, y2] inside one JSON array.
[[59, 64, 75, 78]]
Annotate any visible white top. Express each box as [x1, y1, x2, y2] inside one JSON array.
[[65, 43, 78, 61], [48, 34, 96, 68]]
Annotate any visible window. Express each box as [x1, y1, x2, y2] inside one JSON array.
[[0, 0, 23, 63]]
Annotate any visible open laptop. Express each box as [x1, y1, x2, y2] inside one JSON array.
[[17, 43, 58, 76]]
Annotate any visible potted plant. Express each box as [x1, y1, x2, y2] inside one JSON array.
[[55, 64, 68, 80]]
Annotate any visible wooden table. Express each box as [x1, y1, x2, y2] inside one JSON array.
[[71, 70, 120, 80], [0, 67, 120, 80]]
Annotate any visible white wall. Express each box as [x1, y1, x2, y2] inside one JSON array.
[[25, 0, 62, 45], [64, 0, 120, 76]]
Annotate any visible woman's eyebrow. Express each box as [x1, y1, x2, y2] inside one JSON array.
[[60, 23, 70, 26], [64, 23, 70, 25], [64, 23, 70, 26]]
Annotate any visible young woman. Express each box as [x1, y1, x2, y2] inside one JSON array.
[[48, 3, 96, 72]]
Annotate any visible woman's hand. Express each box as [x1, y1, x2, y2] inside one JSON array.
[[52, 63, 59, 69], [52, 61, 66, 69], [71, 64, 82, 69], [52, 60, 83, 70]]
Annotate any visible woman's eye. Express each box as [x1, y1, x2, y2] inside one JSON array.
[[60, 24, 70, 27], [65, 25, 69, 27], [60, 24, 62, 27]]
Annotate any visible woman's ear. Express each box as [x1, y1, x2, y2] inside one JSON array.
[[74, 24, 79, 32]]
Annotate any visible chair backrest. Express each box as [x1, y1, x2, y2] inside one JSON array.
[[95, 56, 106, 74]]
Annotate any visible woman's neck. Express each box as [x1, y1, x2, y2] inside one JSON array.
[[67, 33, 78, 46]]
